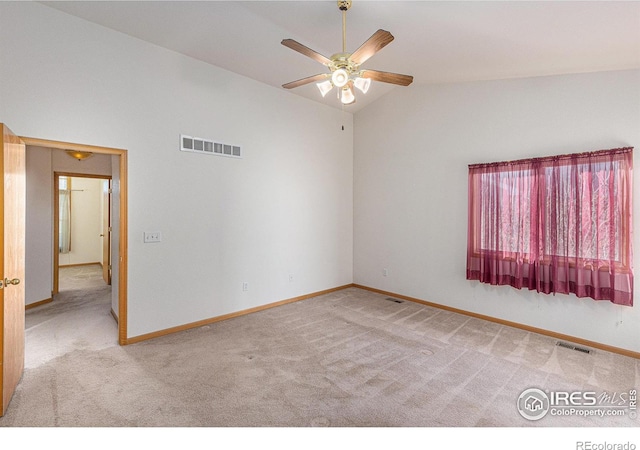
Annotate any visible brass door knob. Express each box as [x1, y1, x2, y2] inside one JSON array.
[[4, 278, 20, 286]]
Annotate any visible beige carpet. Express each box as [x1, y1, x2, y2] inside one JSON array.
[[1, 265, 638, 427], [24, 264, 116, 370]]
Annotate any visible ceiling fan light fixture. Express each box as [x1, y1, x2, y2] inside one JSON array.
[[340, 86, 355, 104], [331, 68, 349, 88], [316, 79, 333, 97], [354, 76, 371, 94]]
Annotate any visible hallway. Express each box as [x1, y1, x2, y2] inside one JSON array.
[[25, 264, 117, 369]]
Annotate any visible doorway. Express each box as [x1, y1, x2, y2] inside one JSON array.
[[22, 136, 128, 345], [1, 128, 129, 417], [53, 174, 112, 295]]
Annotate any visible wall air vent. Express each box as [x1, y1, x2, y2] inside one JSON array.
[[180, 134, 242, 159]]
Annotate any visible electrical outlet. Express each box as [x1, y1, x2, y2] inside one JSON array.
[[242, 282, 249, 292], [383, 268, 388, 277], [143, 231, 162, 243], [289, 273, 295, 283]]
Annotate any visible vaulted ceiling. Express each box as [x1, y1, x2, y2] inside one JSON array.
[[42, 1, 640, 112]]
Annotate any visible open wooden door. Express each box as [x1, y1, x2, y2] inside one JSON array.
[[102, 179, 111, 285], [0, 124, 26, 416]]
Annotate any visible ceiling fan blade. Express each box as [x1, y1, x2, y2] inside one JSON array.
[[281, 39, 332, 66], [350, 29, 394, 65], [360, 69, 414, 86], [282, 74, 328, 90]]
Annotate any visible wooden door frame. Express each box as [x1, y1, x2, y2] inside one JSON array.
[[102, 178, 112, 286], [22, 137, 129, 345], [53, 172, 112, 295]]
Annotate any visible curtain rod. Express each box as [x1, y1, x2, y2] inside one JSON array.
[[469, 146, 633, 169]]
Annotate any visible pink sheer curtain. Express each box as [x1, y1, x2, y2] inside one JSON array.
[[467, 147, 633, 306]]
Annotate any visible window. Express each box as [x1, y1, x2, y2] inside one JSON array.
[[467, 147, 633, 306]]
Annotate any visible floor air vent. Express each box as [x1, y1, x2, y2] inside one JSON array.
[[181, 134, 242, 159], [556, 341, 592, 354], [385, 297, 403, 304]]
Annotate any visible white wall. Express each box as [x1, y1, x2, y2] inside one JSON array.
[[59, 177, 103, 267], [51, 150, 113, 178], [14, 2, 635, 355], [25, 148, 53, 305], [1, 2, 354, 336], [354, 69, 640, 353], [24, 148, 113, 305]]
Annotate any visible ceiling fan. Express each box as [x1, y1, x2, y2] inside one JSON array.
[[281, 0, 413, 105]]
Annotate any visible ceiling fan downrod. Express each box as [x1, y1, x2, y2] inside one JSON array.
[[338, 0, 352, 53]]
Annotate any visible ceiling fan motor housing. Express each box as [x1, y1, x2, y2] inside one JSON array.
[[329, 53, 359, 74]]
